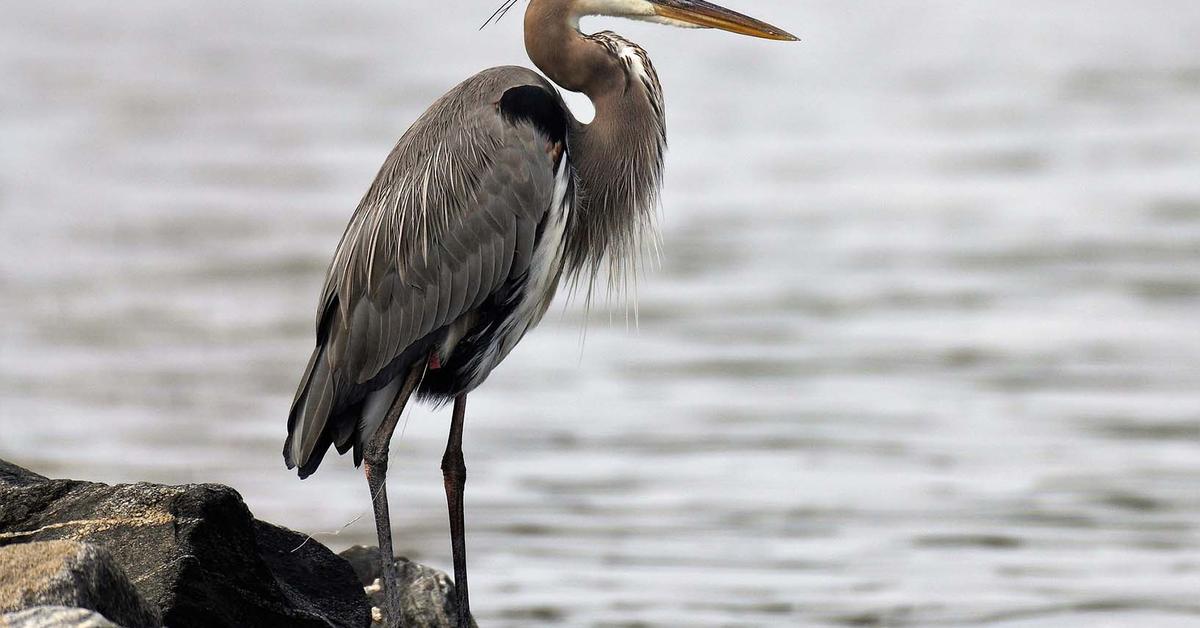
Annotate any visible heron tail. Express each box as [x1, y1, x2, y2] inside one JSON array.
[[283, 344, 337, 478], [284, 342, 425, 478]]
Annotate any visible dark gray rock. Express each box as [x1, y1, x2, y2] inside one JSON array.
[[338, 545, 476, 628], [0, 459, 369, 628], [256, 521, 372, 628], [0, 540, 159, 627], [1, 606, 122, 628], [0, 460, 47, 488], [339, 545, 386, 587]]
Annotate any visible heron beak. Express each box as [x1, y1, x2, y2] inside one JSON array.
[[648, 0, 798, 41]]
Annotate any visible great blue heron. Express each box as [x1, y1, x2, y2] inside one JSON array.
[[284, 0, 794, 625]]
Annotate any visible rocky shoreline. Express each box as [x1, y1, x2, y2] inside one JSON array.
[[0, 460, 463, 627]]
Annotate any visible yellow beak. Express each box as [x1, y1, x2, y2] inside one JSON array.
[[650, 0, 798, 41]]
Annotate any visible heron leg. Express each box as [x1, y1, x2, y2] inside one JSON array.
[[363, 459, 401, 628], [442, 393, 472, 628], [363, 367, 422, 628]]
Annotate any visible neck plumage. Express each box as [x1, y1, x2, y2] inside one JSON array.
[[525, 4, 666, 296]]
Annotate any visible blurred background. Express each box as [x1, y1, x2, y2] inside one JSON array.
[[2, 1, 1199, 626]]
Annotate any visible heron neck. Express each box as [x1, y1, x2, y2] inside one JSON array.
[[525, 2, 667, 286], [525, 2, 620, 97], [525, 3, 666, 288], [566, 81, 666, 287]]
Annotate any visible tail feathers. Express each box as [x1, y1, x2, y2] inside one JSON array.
[[332, 413, 358, 455], [285, 341, 426, 479], [284, 345, 336, 478]]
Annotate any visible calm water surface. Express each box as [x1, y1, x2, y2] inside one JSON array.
[[2, 1, 1199, 626]]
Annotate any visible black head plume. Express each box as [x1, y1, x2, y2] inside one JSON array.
[[481, 0, 521, 30]]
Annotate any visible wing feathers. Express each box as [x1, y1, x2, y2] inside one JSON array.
[[497, 215, 517, 282], [478, 236, 497, 309], [286, 67, 570, 477], [435, 263, 454, 324], [462, 247, 483, 313], [447, 251, 470, 319]]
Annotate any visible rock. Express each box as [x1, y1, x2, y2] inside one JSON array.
[[1, 606, 122, 628], [255, 521, 371, 628], [0, 460, 46, 488], [338, 546, 476, 628], [0, 540, 159, 627], [0, 460, 369, 628], [338, 545, 385, 587]]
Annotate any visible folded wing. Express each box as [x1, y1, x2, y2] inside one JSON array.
[[285, 67, 570, 477]]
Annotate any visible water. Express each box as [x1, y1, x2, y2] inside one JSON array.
[[2, 1, 1199, 625]]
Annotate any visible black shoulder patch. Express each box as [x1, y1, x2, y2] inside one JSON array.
[[499, 85, 568, 146]]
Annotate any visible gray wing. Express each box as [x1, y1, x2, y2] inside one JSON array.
[[285, 66, 570, 476]]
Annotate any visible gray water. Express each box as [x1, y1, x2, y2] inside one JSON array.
[[2, 1, 1199, 626]]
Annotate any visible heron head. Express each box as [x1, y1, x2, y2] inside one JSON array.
[[490, 0, 796, 42]]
